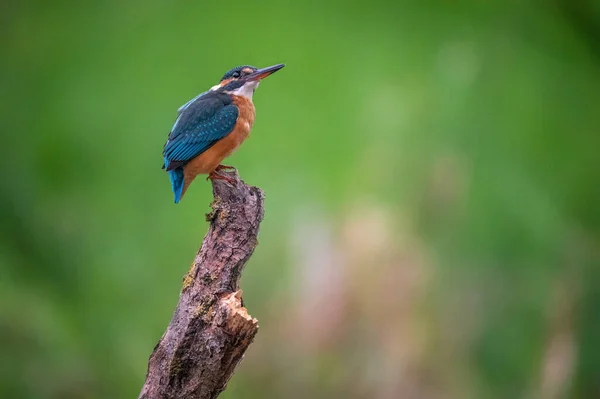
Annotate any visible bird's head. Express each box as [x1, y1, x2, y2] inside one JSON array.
[[211, 64, 285, 99]]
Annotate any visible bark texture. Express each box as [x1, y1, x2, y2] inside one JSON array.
[[139, 170, 264, 399]]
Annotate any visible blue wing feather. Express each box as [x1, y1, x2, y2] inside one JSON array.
[[163, 91, 238, 203], [163, 91, 238, 171]]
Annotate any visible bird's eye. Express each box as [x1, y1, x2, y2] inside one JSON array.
[[232, 71, 241, 78]]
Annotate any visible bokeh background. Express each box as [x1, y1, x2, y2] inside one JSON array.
[[2, 1, 600, 398]]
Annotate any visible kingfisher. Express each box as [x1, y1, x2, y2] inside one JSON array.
[[162, 63, 285, 203]]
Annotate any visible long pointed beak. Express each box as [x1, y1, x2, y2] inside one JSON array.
[[246, 64, 285, 81]]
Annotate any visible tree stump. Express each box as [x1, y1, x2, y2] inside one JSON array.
[[139, 169, 264, 399]]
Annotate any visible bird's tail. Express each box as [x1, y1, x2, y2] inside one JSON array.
[[168, 167, 185, 204]]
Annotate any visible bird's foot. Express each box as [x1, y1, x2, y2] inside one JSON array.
[[216, 164, 236, 172], [207, 170, 237, 185]]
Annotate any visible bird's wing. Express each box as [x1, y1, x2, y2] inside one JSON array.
[[163, 92, 239, 171], [177, 91, 208, 114]]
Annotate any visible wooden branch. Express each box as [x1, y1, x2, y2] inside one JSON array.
[[139, 170, 264, 399]]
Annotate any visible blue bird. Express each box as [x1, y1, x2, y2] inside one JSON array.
[[163, 64, 285, 203]]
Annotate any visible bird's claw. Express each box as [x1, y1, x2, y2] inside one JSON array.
[[207, 170, 237, 185], [216, 164, 236, 172]]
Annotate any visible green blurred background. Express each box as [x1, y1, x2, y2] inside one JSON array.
[[2, 0, 600, 398]]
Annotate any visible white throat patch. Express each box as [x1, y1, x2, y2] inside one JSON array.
[[229, 81, 259, 100]]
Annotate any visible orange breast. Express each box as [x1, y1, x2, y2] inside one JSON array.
[[181, 95, 255, 195]]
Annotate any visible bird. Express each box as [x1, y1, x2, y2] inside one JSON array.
[[162, 63, 285, 203]]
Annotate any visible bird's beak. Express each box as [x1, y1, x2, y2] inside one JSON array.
[[246, 64, 285, 81]]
